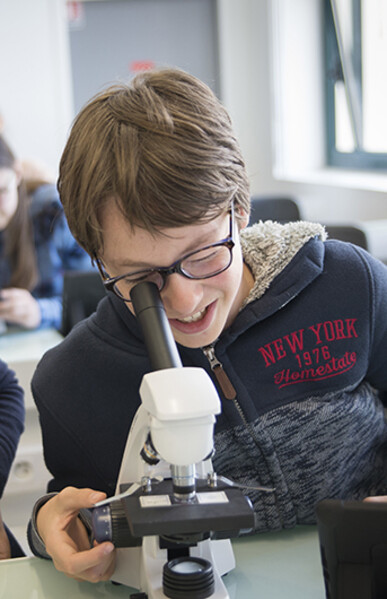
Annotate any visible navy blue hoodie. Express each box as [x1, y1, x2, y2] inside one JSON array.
[[29, 221, 387, 543]]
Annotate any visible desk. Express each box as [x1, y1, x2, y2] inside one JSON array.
[[0, 527, 326, 598], [227, 527, 325, 598], [0, 327, 62, 368]]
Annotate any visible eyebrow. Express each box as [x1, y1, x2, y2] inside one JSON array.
[[109, 238, 211, 271], [108, 223, 226, 272], [108, 258, 155, 271]]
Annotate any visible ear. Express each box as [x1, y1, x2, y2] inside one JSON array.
[[236, 205, 250, 230]]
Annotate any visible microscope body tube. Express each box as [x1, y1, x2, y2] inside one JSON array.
[[130, 282, 199, 501], [130, 282, 182, 371]]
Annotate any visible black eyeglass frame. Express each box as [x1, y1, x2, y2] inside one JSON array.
[[95, 204, 235, 303]]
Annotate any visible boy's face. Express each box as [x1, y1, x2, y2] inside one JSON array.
[[99, 200, 253, 348], [0, 168, 19, 230]]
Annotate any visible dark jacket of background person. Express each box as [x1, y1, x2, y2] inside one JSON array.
[[0, 359, 24, 557], [0, 182, 93, 329]]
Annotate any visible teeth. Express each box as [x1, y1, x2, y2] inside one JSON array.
[[179, 308, 206, 323]]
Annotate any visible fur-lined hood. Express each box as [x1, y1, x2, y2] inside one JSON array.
[[240, 220, 327, 306]]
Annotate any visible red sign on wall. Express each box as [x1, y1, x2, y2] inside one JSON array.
[[130, 60, 156, 73]]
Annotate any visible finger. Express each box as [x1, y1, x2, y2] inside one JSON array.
[[38, 488, 107, 548], [0, 289, 17, 300], [55, 487, 107, 516], [364, 495, 387, 503], [54, 541, 115, 581], [83, 544, 116, 583], [83, 551, 117, 583], [0, 297, 20, 320], [0, 297, 12, 313]]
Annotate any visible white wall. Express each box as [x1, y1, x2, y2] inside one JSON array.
[[0, 0, 73, 175]]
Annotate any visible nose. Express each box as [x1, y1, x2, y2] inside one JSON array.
[[161, 273, 203, 317]]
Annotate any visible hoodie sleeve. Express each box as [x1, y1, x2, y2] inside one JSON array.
[[358, 247, 387, 403], [0, 360, 25, 497]]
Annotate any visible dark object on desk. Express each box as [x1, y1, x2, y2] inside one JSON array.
[[249, 196, 301, 225], [61, 270, 106, 336], [316, 499, 387, 599]]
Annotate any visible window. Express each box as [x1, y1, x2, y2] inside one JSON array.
[[325, 0, 387, 169]]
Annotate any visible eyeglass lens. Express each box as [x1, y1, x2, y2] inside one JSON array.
[[113, 244, 232, 299]]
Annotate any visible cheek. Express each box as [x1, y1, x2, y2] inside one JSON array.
[[207, 255, 244, 301], [0, 190, 19, 223], [10, 193, 18, 213], [224, 250, 245, 290]]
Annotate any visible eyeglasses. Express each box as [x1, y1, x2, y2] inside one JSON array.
[[96, 205, 235, 303]]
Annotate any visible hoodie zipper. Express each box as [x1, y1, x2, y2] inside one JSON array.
[[202, 343, 252, 430], [202, 343, 280, 521], [202, 343, 273, 456], [202, 344, 237, 400]]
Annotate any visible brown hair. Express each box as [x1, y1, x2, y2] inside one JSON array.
[[0, 135, 38, 290], [58, 68, 250, 258]]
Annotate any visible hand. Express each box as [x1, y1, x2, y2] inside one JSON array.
[[37, 487, 116, 582], [364, 496, 387, 503], [0, 288, 41, 329], [0, 510, 11, 560]]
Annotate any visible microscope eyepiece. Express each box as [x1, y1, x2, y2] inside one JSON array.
[[130, 281, 182, 371]]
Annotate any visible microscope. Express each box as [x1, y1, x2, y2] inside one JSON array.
[[92, 282, 255, 599]]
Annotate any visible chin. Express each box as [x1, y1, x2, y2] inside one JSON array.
[[175, 328, 221, 350]]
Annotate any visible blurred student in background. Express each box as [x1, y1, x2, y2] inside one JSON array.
[[0, 359, 25, 558], [0, 134, 92, 330]]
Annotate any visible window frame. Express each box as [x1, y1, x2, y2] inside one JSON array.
[[325, 0, 387, 170]]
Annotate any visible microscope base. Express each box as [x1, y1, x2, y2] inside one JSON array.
[[113, 536, 234, 598]]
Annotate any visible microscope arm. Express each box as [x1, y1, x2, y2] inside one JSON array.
[[92, 282, 253, 597]]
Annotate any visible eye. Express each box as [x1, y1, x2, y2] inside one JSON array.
[[118, 270, 164, 289], [186, 247, 222, 266], [123, 272, 153, 283], [182, 246, 229, 277]]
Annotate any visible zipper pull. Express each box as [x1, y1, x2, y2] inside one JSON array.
[[202, 345, 237, 400]]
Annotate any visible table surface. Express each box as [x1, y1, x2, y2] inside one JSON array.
[[0, 327, 63, 363], [0, 526, 326, 599]]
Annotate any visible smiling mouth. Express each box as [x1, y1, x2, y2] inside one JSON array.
[[177, 307, 207, 324]]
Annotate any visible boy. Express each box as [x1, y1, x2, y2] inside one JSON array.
[[28, 68, 387, 582]]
